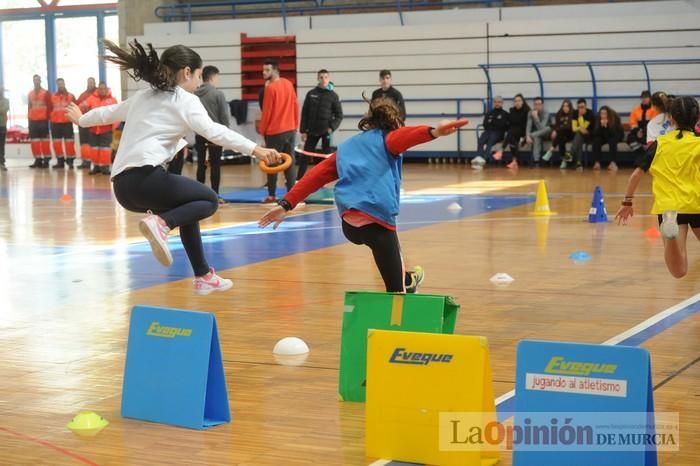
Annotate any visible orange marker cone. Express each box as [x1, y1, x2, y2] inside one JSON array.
[[644, 227, 661, 239], [60, 194, 73, 203], [530, 180, 556, 216]]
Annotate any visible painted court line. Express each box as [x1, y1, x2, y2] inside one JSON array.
[[0, 427, 98, 466], [495, 292, 700, 414]]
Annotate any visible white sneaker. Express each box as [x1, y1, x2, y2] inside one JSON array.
[[660, 211, 679, 240], [139, 212, 173, 267], [193, 267, 233, 295]]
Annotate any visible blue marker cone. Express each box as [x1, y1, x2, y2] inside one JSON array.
[[588, 185, 608, 223], [569, 251, 592, 262]]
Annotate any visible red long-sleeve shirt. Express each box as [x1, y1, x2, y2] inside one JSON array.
[[284, 125, 435, 230], [259, 78, 299, 137]]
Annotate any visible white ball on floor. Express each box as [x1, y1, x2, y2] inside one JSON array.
[[447, 202, 462, 212], [273, 337, 309, 355]]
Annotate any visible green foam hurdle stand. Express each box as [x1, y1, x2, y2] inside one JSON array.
[[338, 291, 459, 402]]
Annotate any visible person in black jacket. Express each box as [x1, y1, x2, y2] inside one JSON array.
[[504, 93, 530, 169], [299, 69, 343, 179], [371, 70, 405, 119], [591, 106, 624, 171], [471, 96, 509, 167]]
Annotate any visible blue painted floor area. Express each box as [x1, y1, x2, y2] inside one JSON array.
[[4, 194, 530, 313], [127, 194, 531, 290], [0, 186, 114, 201], [219, 187, 335, 204]]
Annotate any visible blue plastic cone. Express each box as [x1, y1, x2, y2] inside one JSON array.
[[588, 185, 608, 223]]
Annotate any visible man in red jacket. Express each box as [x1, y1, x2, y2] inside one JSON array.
[[50, 78, 77, 169], [27, 74, 52, 168], [259, 59, 299, 203], [80, 82, 117, 175], [76, 77, 96, 169]]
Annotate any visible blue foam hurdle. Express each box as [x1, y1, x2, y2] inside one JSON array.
[[121, 306, 230, 429], [514, 340, 658, 466]]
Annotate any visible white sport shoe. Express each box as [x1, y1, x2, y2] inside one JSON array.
[[660, 210, 679, 240], [193, 267, 233, 295], [139, 212, 173, 267]]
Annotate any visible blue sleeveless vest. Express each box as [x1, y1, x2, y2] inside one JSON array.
[[334, 129, 402, 226]]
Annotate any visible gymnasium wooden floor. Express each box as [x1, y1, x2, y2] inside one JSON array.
[[0, 154, 698, 465]]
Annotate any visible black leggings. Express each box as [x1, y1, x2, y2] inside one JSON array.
[[195, 135, 223, 194], [342, 220, 411, 292], [112, 165, 218, 276]]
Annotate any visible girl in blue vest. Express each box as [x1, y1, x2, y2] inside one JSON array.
[[259, 97, 466, 293]]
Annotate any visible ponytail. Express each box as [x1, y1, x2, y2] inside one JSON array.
[[103, 39, 202, 92], [670, 96, 699, 139]]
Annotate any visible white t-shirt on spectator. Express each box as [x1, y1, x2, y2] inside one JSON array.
[[646, 113, 674, 144]]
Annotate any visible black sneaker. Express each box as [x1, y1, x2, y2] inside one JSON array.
[[29, 159, 41, 168], [52, 157, 65, 169], [405, 266, 425, 294], [0, 164, 7, 172]]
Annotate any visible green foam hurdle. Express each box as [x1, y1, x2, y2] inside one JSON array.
[[338, 291, 459, 402]]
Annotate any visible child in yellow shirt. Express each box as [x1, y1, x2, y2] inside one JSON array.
[[616, 96, 700, 278]]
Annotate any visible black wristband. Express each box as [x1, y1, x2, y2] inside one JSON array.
[[278, 199, 293, 211]]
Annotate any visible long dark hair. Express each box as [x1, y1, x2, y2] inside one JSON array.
[[557, 99, 573, 118], [669, 96, 699, 139], [513, 93, 530, 112], [596, 106, 621, 130], [103, 39, 202, 92], [358, 93, 404, 132], [651, 91, 670, 114]]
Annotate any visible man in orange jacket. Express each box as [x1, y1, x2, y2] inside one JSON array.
[[28, 74, 52, 168], [80, 82, 117, 175], [50, 78, 77, 169], [259, 59, 299, 203], [76, 77, 96, 169]]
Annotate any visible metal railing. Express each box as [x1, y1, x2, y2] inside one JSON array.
[[480, 59, 700, 112]]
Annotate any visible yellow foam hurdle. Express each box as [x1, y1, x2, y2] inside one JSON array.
[[366, 329, 499, 466]]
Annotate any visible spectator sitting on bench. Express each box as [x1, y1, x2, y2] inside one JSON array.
[[543, 99, 574, 166], [504, 93, 530, 170], [591, 106, 624, 171], [568, 98, 594, 170], [526, 96, 551, 166], [471, 95, 509, 168], [627, 90, 656, 153]]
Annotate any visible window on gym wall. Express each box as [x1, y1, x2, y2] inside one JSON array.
[[1, 19, 47, 127], [56, 16, 98, 100], [104, 14, 121, 100]]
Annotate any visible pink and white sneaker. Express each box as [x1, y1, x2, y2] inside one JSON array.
[[138, 212, 173, 267], [193, 267, 233, 295]]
